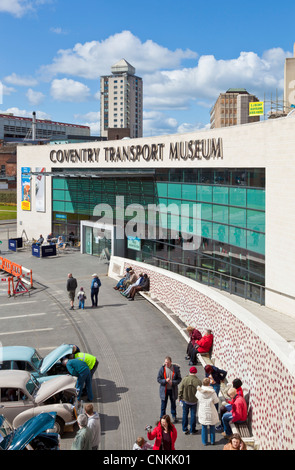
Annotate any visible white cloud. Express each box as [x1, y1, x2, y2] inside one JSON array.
[[50, 26, 68, 35], [143, 47, 291, 112], [4, 72, 38, 87], [26, 88, 45, 105], [0, 0, 52, 17], [50, 78, 91, 102], [39, 30, 197, 80], [0, 107, 51, 120]]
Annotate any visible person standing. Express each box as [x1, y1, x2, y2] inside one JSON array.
[[74, 351, 99, 378], [204, 364, 227, 407], [71, 414, 93, 450], [178, 366, 202, 435], [62, 357, 93, 402], [196, 378, 220, 446], [147, 415, 177, 450], [157, 356, 182, 423], [84, 403, 101, 450], [67, 273, 77, 310], [77, 287, 87, 310], [91, 273, 101, 308]]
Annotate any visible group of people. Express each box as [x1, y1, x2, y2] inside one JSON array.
[[133, 341, 248, 451], [59, 344, 100, 450], [113, 266, 150, 301], [66, 273, 101, 310]]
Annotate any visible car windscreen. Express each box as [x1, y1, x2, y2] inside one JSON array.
[[26, 375, 40, 397], [31, 351, 42, 370]]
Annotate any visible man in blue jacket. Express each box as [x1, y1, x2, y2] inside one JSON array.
[[63, 357, 93, 402], [91, 273, 101, 308]]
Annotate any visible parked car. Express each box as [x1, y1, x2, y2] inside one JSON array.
[[0, 344, 74, 383], [0, 411, 60, 450], [0, 370, 78, 435]]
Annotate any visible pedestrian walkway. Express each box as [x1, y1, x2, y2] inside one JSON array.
[[1, 240, 294, 450]]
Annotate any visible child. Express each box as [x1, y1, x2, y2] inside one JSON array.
[[132, 436, 152, 450], [77, 287, 86, 309]]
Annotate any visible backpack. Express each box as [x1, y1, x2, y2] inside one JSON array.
[[93, 278, 101, 289]]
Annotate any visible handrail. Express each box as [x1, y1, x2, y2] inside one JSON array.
[[144, 256, 295, 304]]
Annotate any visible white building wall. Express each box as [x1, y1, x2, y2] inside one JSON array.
[[17, 116, 295, 316]]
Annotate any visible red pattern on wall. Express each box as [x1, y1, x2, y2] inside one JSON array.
[[124, 261, 295, 450]]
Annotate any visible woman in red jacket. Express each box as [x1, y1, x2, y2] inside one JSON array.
[[195, 329, 213, 354], [147, 415, 177, 450]]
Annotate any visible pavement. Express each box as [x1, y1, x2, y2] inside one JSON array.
[[0, 235, 227, 452], [1, 226, 294, 453]]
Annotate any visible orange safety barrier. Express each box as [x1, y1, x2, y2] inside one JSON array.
[[0, 257, 33, 289]]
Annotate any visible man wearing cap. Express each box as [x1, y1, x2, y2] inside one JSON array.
[[178, 366, 202, 435], [91, 273, 101, 308]]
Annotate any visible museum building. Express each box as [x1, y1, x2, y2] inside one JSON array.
[[17, 115, 295, 317]]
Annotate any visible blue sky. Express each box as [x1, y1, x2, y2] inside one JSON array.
[[0, 0, 294, 136]]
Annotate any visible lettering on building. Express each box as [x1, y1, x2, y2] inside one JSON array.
[[169, 138, 223, 160]]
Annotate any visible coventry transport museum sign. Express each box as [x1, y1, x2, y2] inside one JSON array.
[[49, 137, 223, 164]]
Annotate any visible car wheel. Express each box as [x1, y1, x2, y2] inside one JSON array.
[[53, 416, 65, 436]]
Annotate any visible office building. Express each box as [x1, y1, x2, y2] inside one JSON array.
[[100, 59, 143, 139], [0, 113, 90, 141], [210, 88, 260, 128]]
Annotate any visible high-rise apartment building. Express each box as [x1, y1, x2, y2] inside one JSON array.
[[100, 59, 143, 139], [210, 88, 260, 128]]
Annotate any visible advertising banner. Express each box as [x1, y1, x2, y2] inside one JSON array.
[[249, 101, 264, 116], [35, 167, 46, 212], [21, 167, 31, 211]]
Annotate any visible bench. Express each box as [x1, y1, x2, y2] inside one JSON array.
[[229, 391, 258, 448]]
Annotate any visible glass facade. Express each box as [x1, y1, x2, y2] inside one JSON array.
[[52, 167, 265, 303]]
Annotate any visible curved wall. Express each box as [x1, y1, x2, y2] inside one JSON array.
[[109, 256, 295, 450]]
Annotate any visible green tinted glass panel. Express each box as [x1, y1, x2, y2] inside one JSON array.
[[229, 187, 246, 207], [247, 210, 265, 232], [167, 199, 182, 215], [213, 186, 229, 204], [182, 184, 197, 200], [197, 185, 212, 202], [229, 207, 246, 228], [156, 183, 167, 197], [229, 226, 246, 249], [200, 203, 212, 221], [247, 189, 265, 210], [53, 189, 65, 200], [181, 217, 198, 236], [213, 205, 228, 224], [168, 183, 182, 199], [247, 231, 265, 255], [52, 178, 65, 190], [201, 221, 212, 239], [212, 222, 229, 243], [52, 200, 65, 211]]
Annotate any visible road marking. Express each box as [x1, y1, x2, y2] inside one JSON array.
[[0, 328, 53, 336], [0, 300, 38, 307], [0, 313, 46, 320]]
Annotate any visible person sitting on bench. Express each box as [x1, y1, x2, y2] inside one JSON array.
[[185, 326, 202, 365], [127, 274, 150, 301]]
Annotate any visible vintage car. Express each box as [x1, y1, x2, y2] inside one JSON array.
[[0, 370, 78, 436], [0, 344, 74, 382], [0, 411, 60, 450]]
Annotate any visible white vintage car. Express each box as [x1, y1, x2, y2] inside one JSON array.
[[0, 370, 78, 436]]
